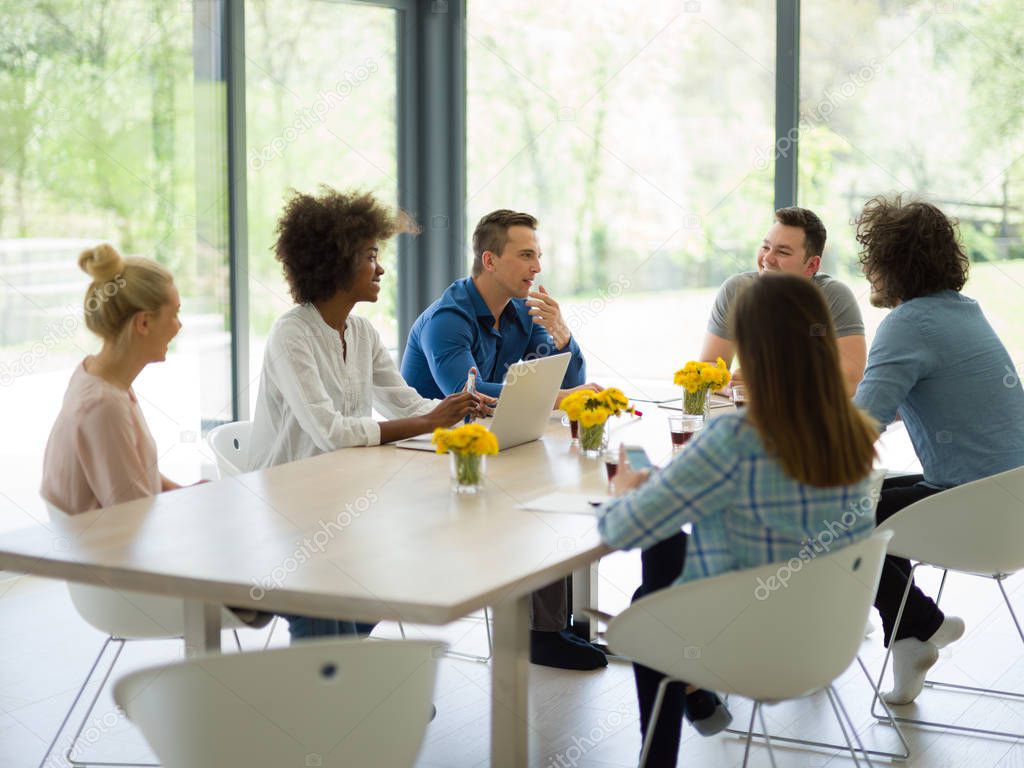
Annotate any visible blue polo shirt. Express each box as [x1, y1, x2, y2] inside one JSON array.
[[854, 290, 1024, 488], [401, 277, 587, 399]]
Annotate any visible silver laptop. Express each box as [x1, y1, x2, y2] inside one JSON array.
[[395, 353, 571, 452]]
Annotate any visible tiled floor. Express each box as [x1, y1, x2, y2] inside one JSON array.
[[1, 559, 1022, 767]]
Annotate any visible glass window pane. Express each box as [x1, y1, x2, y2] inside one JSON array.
[[467, 0, 775, 382], [800, 1, 1024, 365], [0, 1, 231, 531], [244, 1, 398, 416]]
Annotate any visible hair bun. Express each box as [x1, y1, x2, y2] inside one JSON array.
[[78, 243, 125, 283]]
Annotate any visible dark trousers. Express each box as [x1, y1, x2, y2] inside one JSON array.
[[282, 614, 377, 641], [874, 474, 946, 646], [632, 531, 689, 768]]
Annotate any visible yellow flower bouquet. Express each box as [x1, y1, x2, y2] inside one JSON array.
[[560, 387, 633, 457], [673, 358, 731, 418], [432, 423, 500, 493]]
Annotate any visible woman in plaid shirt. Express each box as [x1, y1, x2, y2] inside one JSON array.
[[599, 275, 879, 768]]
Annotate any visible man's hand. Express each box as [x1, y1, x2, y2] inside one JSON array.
[[527, 285, 571, 350], [555, 382, 603, 410], [612, 444, 650, 496]]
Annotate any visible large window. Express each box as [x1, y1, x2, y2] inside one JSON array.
[[800, 0, 1024, 363], [244, 0, 399, 414], [0, 1, 231, 532], [467, 0, 775, 382]]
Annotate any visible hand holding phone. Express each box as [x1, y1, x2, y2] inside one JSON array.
[[464, 367, 478, 424], [622, 444, 653, 471]]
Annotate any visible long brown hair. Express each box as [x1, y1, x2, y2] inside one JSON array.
[[732, 275, 877, 487]]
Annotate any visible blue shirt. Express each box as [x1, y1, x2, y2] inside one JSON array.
[[401, 277, 587, 399], [854, 291, 1024, 489], [598, 413, 876, 586]]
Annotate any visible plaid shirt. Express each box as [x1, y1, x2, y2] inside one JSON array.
[[598, 412, 876, 585]]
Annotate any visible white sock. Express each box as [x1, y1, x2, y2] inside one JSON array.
[[883, 638, 939, 705], [928, 616, 965, 649]]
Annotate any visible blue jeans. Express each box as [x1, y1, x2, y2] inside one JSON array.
[[281, 614, 377, 641]]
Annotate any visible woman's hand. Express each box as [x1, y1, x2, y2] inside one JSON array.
[[429, 392, 485, 428], [611, 444, 650, 496]]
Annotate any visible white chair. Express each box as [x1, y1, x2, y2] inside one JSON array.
[[607, 531, 897, 767], [113, 638, 444, 768], [872, 464, 1024, 739], [206, 420, 252, 476], [38, 502, 247, 768]]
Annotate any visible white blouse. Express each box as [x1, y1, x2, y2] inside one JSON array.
[[248, 304, 437, 469]]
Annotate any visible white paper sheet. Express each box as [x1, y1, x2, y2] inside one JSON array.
[[516, 492, 611, 515]]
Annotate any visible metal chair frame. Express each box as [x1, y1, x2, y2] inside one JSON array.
[[871, 564, 1024, 740]]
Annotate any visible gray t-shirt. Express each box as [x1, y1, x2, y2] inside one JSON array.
[[707, 272, 865, 340]]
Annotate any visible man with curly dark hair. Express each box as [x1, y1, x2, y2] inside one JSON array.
[[247, 187, 483, 642], [853, 195, 1024, 704]]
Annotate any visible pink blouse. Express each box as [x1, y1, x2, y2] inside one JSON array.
[[41, 360, 162, 514]]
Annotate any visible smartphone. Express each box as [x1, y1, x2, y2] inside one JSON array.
[[623, 444, 653, 471]]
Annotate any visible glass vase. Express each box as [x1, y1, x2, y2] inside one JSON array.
[[450, 452, 486, 494], [578, 422, 608, 459], [682, 387, 710, 423]]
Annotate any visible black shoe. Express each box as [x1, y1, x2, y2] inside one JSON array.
[[530, 630, 608, 670], [684, 689, 732, 736]]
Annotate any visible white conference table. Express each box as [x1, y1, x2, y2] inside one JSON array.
[[0, 400, 917, 766], [0, 411, 675, 768]]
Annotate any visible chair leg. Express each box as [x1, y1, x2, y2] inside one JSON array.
[[723, 655, 910, 760], [444, 610, 495, 664], [870, 562, 919, 720], [261, 617, 278, 650], [872, 572, 1024, 740], [741, 701, 759, 768], [755, 703, 778, 768], [996, 575, 1024, 645], [37, 637, 117, 768], [833, 684, 876, 768], [638, 676, 672, 768], [827, 688, 868, 765]]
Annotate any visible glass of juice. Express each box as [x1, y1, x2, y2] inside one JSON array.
[[668, 414, 703, 450], [604, 448, 619, 489], [731, 384, 749, 410]]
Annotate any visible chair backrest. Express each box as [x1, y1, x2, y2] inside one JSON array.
[[877, 464, 1024, 576], [606, 531, 892, 702], [113, 638, 444, 768], [207, 421, 252, 477], [44, 501, 242, 639]]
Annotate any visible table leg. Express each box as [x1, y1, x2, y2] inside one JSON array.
[[183, 600, 221, 656], [491, 593, 530, 768], [570, 562, 600, 642]]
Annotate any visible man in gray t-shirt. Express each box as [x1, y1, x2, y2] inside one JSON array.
[[699, 207, 866, 393]]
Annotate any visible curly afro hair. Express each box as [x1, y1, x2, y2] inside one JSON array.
[[856, 195, 969, 307], [273, 187, 418, 304]]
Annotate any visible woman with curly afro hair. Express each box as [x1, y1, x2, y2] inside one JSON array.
[[853, 195, 1024, 705], [248, 187, 485, 641]]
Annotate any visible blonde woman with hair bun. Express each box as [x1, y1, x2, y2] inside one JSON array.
[[41, 243, 187, 514]]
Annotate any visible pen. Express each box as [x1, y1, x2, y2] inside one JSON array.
[[465, 367, 477, 424]]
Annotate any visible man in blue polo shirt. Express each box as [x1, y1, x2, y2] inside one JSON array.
[[854, 195, 1024, 705], [402, 209, 605, 670]]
